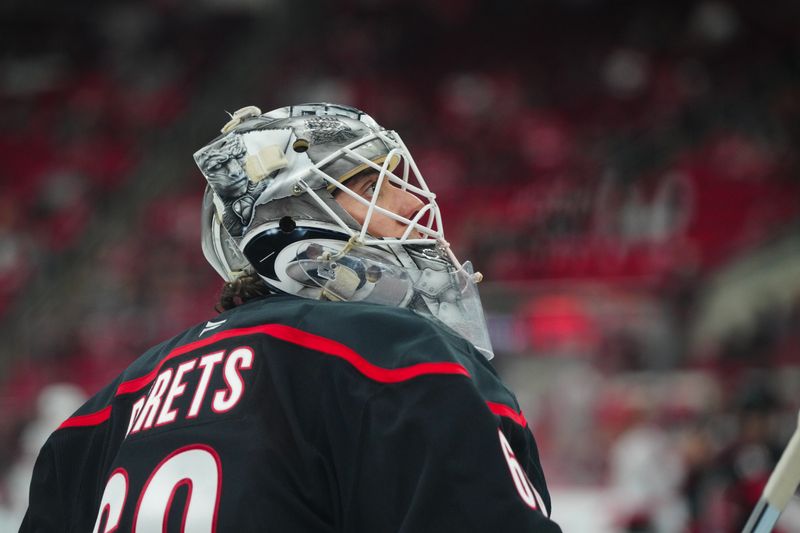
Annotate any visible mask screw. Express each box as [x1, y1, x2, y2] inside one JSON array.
[[366, 265, 382, 283], [292, 183, 304, 195], [292, 138, 310, 152]]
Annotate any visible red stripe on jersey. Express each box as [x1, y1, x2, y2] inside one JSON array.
[[486, 401, 528, 428], [261, 323, 472, 383], [57, 405, 112, 430], [60, 323, 531, 430], [116, 324, 471, 396]]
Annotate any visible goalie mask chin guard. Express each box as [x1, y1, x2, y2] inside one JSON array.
[[195, 103, 495, 359]]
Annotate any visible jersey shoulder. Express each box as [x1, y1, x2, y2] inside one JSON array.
[[232, 295, 477, 366], [227, 296, 522, 417], [57, 295, 522, 433]]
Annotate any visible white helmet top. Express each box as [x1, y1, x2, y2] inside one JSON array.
[[194, 103, 494, 359]]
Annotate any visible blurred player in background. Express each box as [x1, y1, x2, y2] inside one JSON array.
[[21, 103, 562, 532]]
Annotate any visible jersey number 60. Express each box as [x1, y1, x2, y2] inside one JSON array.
[[92, 444, 222, 533]]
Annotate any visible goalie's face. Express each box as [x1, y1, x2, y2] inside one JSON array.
[[334, 171, 425, 238]]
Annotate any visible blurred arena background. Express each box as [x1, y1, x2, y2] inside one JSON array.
[[1, 0, 799, 531]]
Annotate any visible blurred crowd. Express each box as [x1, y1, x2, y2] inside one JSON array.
[[1, 1, 799, 531]]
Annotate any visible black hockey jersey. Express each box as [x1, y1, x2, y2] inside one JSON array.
[[21, 295, 562, 532]]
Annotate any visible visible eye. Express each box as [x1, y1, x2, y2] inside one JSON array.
[[364, 181, 378, 199], [206, 156, 229, 171]]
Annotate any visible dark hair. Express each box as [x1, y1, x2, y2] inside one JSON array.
[[216, 273, 271, 312]]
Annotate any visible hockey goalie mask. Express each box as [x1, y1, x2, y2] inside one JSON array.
[[194, 103, 494, 359]]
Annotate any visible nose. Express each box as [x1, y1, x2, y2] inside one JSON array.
[[227, 158, 247, 179], [392, 185, 424, 220]]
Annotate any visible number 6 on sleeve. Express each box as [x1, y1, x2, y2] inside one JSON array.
[[498, 429, 546, 513]]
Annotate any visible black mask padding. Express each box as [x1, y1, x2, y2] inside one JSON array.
[[243, 226, 346, 280]]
